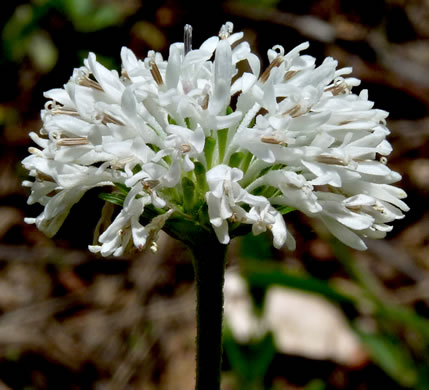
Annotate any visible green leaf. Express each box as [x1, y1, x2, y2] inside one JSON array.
[[98, 192, 125, 207], [223, 331, 276, 385], [194, 162, 208, 194], [113, 182, 130, 195], [332, 240, 429, 339], [304, 379, 326, 390], [415, 363, 429, 390], [132, 164, 142, 174], [243, 260, 356, 306], [241, 232, 274, 261], [229, 152, 245, 168], [277, 205, 296, 215], [223, 331, 249, 379], [379, 305, 429, 340], [241, 151, 253, 173], [185, 117, 191, 128], [358, 330, 418, 388], [217, 128, 228, 164], [204, 136, 216, 170], [182, 176, 195, 213]]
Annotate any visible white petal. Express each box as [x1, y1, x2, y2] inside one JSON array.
[[321, 216, 367, 251]]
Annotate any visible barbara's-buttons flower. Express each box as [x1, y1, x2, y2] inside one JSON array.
[[23, 22, 408, 255]]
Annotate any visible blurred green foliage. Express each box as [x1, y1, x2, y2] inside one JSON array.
[[58, 0, 124, 32], [2, 0, 127, 72], [234, 0, 280, 8], [224, 331, 276, 390], [226, 232, 429, 389]]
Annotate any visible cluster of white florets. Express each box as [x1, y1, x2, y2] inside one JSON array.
[[22, 22, 408, 256]]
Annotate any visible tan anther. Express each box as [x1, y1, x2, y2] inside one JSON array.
[[346, 204, 362, 212], [229, 214, 238, 223], [219, 31, 229, 40], [325, 80, 349, 95], [261, 136, 286, 146], [260, 56, 284, 83], [51, 108, 80, 116], [28, 147, 41, 155], [110, 156, 135, 169], [316, 155, 347, 166], [313, 184, 330, 192], [373, 204, 385, 213], [56, 137, 89, 146], [143, 180, 160, 191], [284, 70, 298, 81], [150, 60, 164, 86], [36, 170, 55, 182], [255, 107, 268, 117], [150, 241, 158, 253], [201, 94, 209, 110], [121, 69, 130, 80], [179, 144, 191, 153], [283, 104, 302, 118], [219, 22, 233, 40], [102, 113, 125, 126], [78, 74, 104, 91]]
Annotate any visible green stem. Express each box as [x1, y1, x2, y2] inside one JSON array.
[[189, 234, 228, 390]]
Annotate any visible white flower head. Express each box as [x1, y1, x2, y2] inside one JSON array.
[[23, 22, 408, 255]]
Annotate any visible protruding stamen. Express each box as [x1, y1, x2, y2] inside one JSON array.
[[28, 147, 42, 156], [261, 136, 287, 146], [284, 70, 298, 81], [179, 144, 191, 153], [316, 155, 348, 166], [325, 78, 351, 95], [56, 137, 89, 146], [219, 21, 233, 40], [184, 24, 193, 55], [110, 156, 135, 169], [45, 101, 80, 117], [36, 170, 55, 182], [229, 211, 247, 223], [283, 104, 302, 118], [201, 94, 209, 110], [121, 69, 130, 80], [150, 60, 164, 85], [53, 108, 80, 116], [373, 203, 385, 213], [345, 204, 362, 212], [380, 156, 388, 165], [78, 74, 103, 91], [143, 180, 160, 193], [102, 113, 125, 126], [260, 56, 284, 83]]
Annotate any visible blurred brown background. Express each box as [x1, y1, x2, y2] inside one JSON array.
[[1, 0, 429, 389]]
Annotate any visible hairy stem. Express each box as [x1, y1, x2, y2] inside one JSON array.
[[189, 235, 227, 390]]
